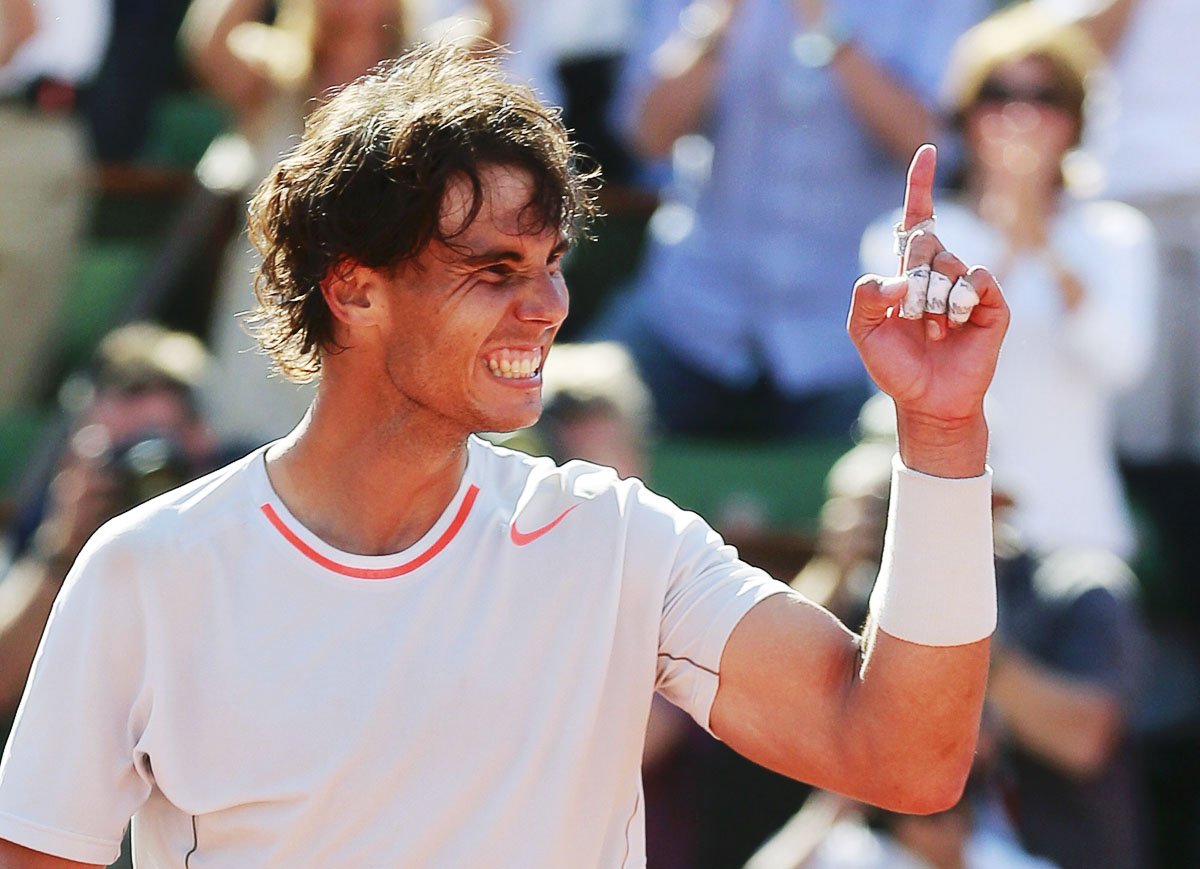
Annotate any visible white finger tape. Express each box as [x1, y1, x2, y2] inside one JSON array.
[[901, 265, 930, 319], [925, 270, 953, 315], [948, 277, 980, 325], [893, 216, 936, 257]]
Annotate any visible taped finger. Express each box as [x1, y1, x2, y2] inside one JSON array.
[[948, 277, 980, 325], [925, 270, 954, 315], [893, 216, 936, 258], [901, 265, 930, 319]]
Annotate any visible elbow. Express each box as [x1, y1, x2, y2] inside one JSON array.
[[881, 756, 972, 816], [852, 735, 977, 816]]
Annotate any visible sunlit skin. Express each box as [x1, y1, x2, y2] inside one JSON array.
[[264, 164, 569, 557], [365, 165, 571, 438]]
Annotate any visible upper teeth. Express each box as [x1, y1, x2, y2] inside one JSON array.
[[487, 349, 542, 379]]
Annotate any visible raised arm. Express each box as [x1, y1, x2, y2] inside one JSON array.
[[179, 0, 281, 120], [0, 0, 36, 67], [628, 0, 738, 158], [1073, 0, 1141, 55], [711, 145, 1008, 813], [793, 0, 937, 161]]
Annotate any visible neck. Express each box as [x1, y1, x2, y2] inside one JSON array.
[[265, 379, 471, 557], [968, 171, 1058, 251]]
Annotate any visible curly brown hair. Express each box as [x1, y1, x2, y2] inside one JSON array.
[[246, 43, 600, 382]]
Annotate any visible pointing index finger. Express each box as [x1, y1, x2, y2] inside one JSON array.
[[902, 144, 937, 231]]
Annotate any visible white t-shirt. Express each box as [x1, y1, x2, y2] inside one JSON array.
[[0, 0, 111, 94], [0, 437, 788, 867], [862, 199, 1156, 558]]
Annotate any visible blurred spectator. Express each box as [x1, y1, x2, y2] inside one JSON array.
[[988, 544, 1150, 869], [861, 3, 1155, 560], [84, 0, 193, 163], [181, 0, 409, 444], [532, 341, 653, 478], [0, 0, 112, 409], [420, 0, 639, 183], [797, 393, 1151, 869], [1048, 0, 1200, 468], [745, 787, 1057, 869], [595, 0, 989, 439], [0, 323, 221, 747]]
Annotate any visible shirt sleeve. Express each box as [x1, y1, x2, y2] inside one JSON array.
[[627, 484, 790, 735], [0, 525, 153, 864]]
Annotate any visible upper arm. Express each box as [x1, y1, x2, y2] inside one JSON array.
[[0, 839, 102, 869], [708, 592, 866, 789], [709, 592, 990, 813]]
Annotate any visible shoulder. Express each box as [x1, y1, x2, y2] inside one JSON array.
[[83, 448, 267, 563], [1067, 198, 1155, 247]]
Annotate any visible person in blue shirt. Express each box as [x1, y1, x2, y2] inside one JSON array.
[[601, 0, 990, 438]]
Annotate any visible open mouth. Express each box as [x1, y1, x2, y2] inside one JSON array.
[[484, 347, 543, 380]]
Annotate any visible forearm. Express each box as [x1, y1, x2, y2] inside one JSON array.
[[1076, 0, 1141, 55], [631, 1, 733, 158], [988, 648, 1122, 778], [0, 0, 36, 67], [180, 0, 273, 113], [844, 625, 989, 811], [830, 47, 936, 162], [0, 560, 62, 711]]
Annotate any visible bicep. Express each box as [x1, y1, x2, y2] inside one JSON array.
[[0, 839, 101, 869], [709, 592, 864, 786], [709, 592, 989, 812]]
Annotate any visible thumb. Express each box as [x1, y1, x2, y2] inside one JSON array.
[[847, 274, 906, 344]]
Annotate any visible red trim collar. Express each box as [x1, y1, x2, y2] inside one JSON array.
[[260, 484, 480, 579]]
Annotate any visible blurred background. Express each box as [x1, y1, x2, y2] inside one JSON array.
[[1, 0, 1197, 866]]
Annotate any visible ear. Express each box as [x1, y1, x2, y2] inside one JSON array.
[[320, 260, 387, 330]]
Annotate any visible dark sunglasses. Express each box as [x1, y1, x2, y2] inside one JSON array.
[[975, 79, 1071, 110]]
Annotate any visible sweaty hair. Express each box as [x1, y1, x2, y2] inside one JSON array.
[[247, 43, 600, 381]]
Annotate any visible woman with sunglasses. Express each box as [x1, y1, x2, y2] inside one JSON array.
[[860, 7, 1155, 869], [862, 2, 1156, 566]]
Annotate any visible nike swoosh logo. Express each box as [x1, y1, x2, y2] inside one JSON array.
[[509, 504, 579, 546]]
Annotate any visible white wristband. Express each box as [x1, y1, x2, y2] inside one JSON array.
[[868, 455, 996, 646]]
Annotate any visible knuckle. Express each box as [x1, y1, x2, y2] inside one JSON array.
[[906, 233, 938, 259]]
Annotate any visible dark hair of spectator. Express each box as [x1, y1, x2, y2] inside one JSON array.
[[246, 42, 601, 381], [942, 2, 1103, 144]]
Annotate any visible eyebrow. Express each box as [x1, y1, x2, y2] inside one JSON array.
[[463, 237, 571, 266]]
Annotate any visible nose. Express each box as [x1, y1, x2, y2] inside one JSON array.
[[516, 270, 569, 328]]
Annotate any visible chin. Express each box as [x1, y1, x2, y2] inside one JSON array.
[[477, 403, 543, 435]]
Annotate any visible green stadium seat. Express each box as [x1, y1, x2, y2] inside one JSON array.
[[648, 436, 852, 533], [0, 407, 53, 496]]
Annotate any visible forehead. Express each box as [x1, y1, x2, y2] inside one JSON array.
[[437, 164, 559, 250]]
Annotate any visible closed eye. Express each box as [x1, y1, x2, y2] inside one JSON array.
[[482, 264, 516, 283]]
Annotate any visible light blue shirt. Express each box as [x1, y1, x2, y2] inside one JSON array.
[[617, 0, 989, 393]]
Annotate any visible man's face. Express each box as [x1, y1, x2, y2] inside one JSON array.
[[372, 163, 570, 435]]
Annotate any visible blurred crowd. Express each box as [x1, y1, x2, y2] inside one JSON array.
[[2, 0, 1198, 866]]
